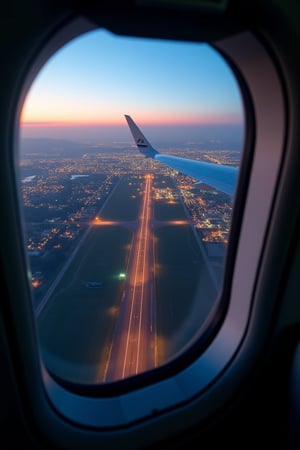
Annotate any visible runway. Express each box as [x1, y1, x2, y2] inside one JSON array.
[[105, 174, 156, 381]]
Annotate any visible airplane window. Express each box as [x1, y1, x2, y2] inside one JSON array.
[[18, 29, 244, 385]]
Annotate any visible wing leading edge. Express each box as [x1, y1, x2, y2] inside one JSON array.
[[125, 115, 238, 197]]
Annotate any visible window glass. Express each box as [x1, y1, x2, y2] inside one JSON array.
[[19, 29, 244, 384]]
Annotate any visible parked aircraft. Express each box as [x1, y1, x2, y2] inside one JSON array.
[[125, 114, 238, 196], [0, 1, 299, 449]]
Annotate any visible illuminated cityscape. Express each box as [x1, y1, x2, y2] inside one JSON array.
[[20, 140, 239, 300]]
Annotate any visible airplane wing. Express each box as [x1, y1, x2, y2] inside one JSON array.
[[125, 114, 238, 197]]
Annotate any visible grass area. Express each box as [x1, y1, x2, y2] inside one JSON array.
[[155, 225, 207, 363], [100, 175, 142, 221], [38, 224, 132, 383], [155, 200, 185, 221]]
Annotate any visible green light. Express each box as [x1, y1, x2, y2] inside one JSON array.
[[119, 273, 126, 279]]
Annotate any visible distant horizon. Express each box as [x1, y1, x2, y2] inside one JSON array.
[[19, 122, 244, 150]]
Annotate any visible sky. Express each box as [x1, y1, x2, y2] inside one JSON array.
[[20, 29, 244, 146]]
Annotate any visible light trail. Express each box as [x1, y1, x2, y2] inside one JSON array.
[[105, 174, 155, 381], [122, 174, 152, 377]]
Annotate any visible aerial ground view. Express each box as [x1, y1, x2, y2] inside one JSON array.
[[20, 141, 238, 383]]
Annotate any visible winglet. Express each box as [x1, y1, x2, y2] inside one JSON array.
[[125, 115, 158, 158]]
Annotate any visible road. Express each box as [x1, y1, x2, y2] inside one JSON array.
[[105, 174, 156, 381]]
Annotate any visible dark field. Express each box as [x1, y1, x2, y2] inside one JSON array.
[[100, 175, 142, 221], [38, 225, 132, 382]]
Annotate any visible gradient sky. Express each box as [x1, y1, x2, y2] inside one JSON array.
[[20, 28, 244, 143]]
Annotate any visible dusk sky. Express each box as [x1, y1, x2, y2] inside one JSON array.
[[20, 29, 244, 146]]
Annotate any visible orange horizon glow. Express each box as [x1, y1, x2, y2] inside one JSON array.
[[20, 95, 243, 128], [20, 92, 243, 128], [20, 113, 243, 129]]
